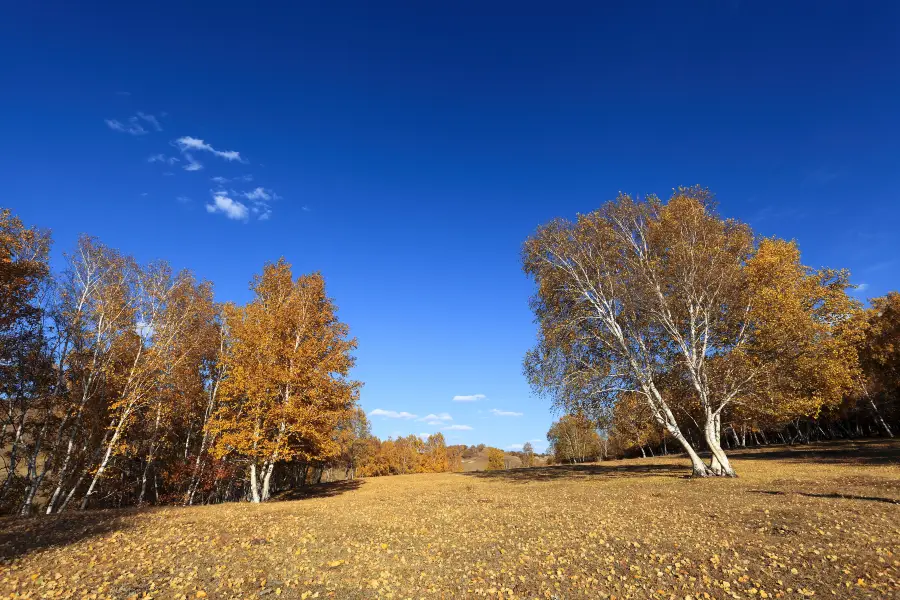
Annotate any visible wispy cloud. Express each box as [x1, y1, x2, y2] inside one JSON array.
[[176, 196, 191, 204], [137, 112, 162, 132], [852, 283, 870, 295], [243, 187, 276, 201], [183, 153, 203, 171], [205, 194, 248, 221], [490, 409, 523, 417], [210, 174, 254, 184], [223, 187, 279, 221], [369, 408, 418, 419], [148, 154, 180, 165], [175, 136, 244, 162], [105, 118, 147, 135], [106, 112, 164, 135], [506, 444, 524, 451], [453, 394, 486, 402], [418, 413, 452, 425], [443, 424, 473, 431]]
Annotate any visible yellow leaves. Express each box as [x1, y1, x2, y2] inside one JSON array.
[[194, 591, 207, 598]]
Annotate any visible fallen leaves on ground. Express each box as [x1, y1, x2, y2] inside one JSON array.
[[1, 441, 898, 599]]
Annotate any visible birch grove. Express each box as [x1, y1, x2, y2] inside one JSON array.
[[0, 194, 897, 514], [0, 214, 372, 515]]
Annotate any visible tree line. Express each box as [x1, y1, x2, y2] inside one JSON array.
[[526, 188, 897, 475], [0, 210, 471, 516]]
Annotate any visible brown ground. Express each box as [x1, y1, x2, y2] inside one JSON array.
[[1, 441, 898, 599]]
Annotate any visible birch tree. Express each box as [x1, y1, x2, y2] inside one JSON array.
[[208, 260, 359, 502], [524, 188, 860, 476]]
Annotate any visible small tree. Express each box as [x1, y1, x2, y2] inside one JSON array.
[[521, 442, 535, 467], [486, 447, 505, 470]]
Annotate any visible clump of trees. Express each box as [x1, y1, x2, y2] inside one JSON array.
[[0, 209, 475, 516], [525, 188, 895, 476], [352, 432, 463, 477], [0, 210, 369, 514], [547, 414, 603, 463]]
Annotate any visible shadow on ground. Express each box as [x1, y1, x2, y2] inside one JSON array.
[[729, 439, 899, 467], [272, 478, 364, 501], [461, 462, 687, 482], [0, 509, 135, 562], [749, 489, 900, 505]]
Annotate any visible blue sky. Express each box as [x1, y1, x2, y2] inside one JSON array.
[[2, 2, 898, 452]]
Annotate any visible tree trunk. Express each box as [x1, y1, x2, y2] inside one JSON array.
[[81, 416, 129, 510], [705, 414, 736, 477], [261, 461, 276, 501], [869, 399, 894, 438], [249, 462, 261, 503]]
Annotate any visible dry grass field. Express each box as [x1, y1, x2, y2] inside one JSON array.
[[1, 441, 898, 599]]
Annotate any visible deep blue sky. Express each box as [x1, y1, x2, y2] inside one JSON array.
[[2, 2, 898, 451]]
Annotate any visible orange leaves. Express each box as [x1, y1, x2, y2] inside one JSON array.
[[207, 259, 360, 499]]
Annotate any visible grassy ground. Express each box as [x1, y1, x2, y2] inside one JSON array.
[[1, 441, 897, 599]]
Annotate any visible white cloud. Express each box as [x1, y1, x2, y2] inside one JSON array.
[[453, 394, 486, 402], [419, 412, 453, 425], [443, 424, 473, 431], [233, 187, 279, 221], [369, 408, 418, 420], [148, 154, 179, 165], [506, 444, 524, 451], [211, 174, 253, 184], [491, 409, 523, 417], [176, 196, 191, 204], [106, 112, 163, 135], [175, 136, 243, 162], [856, 283, 869, 292], [205, 194, 248, 221], [183, 153, 203, 171], [244, 187, 271, 201], [105, 118, 146, 135], [137, 112, 162, 131]]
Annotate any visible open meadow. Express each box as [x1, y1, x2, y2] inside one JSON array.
[[1, 441, 897, 600]]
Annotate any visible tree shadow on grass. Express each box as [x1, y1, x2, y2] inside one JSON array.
[[729, 439, 900, 467], [460, 462, 689, 483], [271, 478, 364, 501], [0, 508, 136, 562], [750, 489, 900, 505]]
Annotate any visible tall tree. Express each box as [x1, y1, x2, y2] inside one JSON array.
[[0, 209, 51, 511], [208, 260, 359, 502], [854, 292, 900, 437], [525, 188, 860, 476]]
